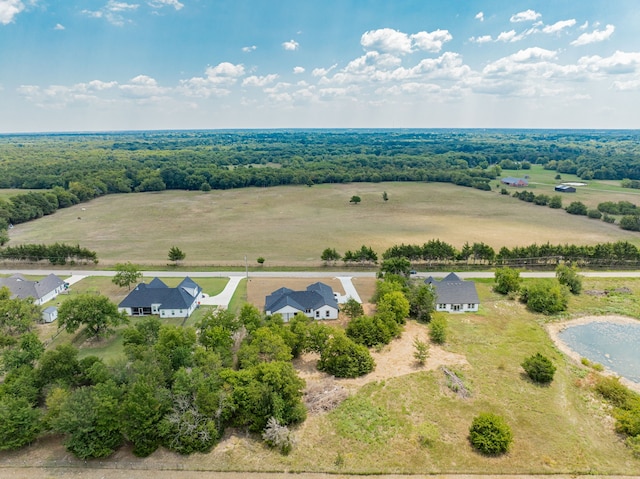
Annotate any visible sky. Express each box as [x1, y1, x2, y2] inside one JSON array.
[[1, 0, 639, 132]]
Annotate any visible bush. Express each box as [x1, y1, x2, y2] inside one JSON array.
[[566, 201, 588, 216], [318, 332, 375, 378], [262, 417, 295, 455], [429, 315, 447, 344], [520, 280, 569, 314], [587, 209, 602, 219], [346, 315, 394, 347], [468, 413, 512, 455], [494, 267, 521, 295], [594, 376, 639, 409], [521, 353, 556, 384], [555, 263, 582, 295]]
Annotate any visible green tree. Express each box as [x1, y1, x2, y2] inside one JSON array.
[[51, 381, 124, 459], [413, 337, 429, 365], [0, 395, 41, 451], [112, 262, 143, 290], [320, 247, 341, 265], [548, 195, 563, 209], [317, 331, 375, 378], [555, 263, 582, 295], [521, 353, 556, 384], [380, 257, 411, 276], [168, 246, 186, 264], [346, 314, 394, 347], [377, 291, 410, 325], [257, 256, 265, 265], [237, 327, 292, 369], [520, 280, 569, 314], [494, 267, 521, 295], [566, 201, 588, 215], [429, 315, 447, 344], [58, 294, 128, 339], [382, 191, 388, 202], [349, 195, 361, 205], [408, 284, 436, 322], [36, 344, 81, 388], [341, 297, 364, 319], [469, 413, 513, 455]]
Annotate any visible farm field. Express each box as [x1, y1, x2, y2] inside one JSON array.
[[3, 276, 640, 475], [7, 173, 640, 266]]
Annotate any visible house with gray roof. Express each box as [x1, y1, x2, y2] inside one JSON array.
[[118, 277, 202, 319], [425, 272, 479, 313], [0, 273, 67, 305], [264, 282, 339, 321]]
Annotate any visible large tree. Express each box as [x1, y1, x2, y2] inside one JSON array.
[[112, 262, 143, 290], [168, 246, 186, 264], [58, 294, 128, 339]]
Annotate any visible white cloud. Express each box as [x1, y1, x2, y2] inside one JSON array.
[[82, 1, 140, 26], [542, 19, 576, 34], [242, 74, 278, 87], [282, 39, 299, 51], [242, 45, 256, 53], [510, 9, 541, 23], [612, 80, 640, 91], [205, 62, 245, 82], [571, 24, 615, 46], [119, 75, 169, 99], [312, 64, 337, 77], [361, 27, 452, 54], [361, 28, 413, 54], [293, 66, 305, 74], [54, 23, 65, 30], [475, 11, 484, 22], [148, 0, 183, 9], [178, 62, 246, 97], [411, 29, 452, 53], [0, 0, 25, 25], [579, 50, 640, 74], [579, 21, 589, 30], [470, 35, 492, 44], [496, 30, 517, 42]]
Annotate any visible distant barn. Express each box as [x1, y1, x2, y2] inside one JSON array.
[[555, 185, 576, 193], [501, 177, 528, 187]]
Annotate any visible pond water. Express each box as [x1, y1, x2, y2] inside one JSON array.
[[559, 322, 640, 384]]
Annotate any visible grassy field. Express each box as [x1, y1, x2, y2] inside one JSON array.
[[7, 172, 640, 266]]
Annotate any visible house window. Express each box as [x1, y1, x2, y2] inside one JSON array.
[[305, 309, 311, 314], [326, 310, 330, 317], [172, 311, 175, 316], [315, 311, 320, 318]]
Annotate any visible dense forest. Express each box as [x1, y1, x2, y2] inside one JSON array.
[[0, 129, 639, 230]]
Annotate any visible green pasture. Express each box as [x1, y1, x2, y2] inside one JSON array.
[[8, 180, 640, 266]]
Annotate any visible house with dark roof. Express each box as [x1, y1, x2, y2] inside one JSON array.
[[118, 277, 202, 319], [264, 282, 339, 321], [501, 177, 529, 187], [0, 273, 67, 305], [425, 272, 480, 313]]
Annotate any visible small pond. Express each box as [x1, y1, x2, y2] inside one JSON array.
[[559, 321, 640, 384]]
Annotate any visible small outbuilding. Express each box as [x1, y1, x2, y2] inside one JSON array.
[[501, 177, 529, 187], [555, 184, 576, 193], [425, 272, 480, 313], [42, 306, 58, 323]]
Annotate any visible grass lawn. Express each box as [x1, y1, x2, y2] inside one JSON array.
[[8, 180, 640, 266]]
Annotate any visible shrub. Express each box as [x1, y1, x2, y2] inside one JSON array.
[[346, 315, 393, 348], [548, 195, 563, 209], [494, 267, 521, 295], [521, 353, 556, 384], [318, 332, 375, 378], [594, 376, 639, 409], [413, 337, 429, 365], [520, 280, 569, 314], [262, 417, 295, 455], [555, 263, 582, 295], [587, 209, 602, 219], [429, 315, 447, 344], [566, 201, 588, 216], [469, 413, 512, 455]]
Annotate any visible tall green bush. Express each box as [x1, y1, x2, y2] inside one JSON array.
[[469, 413, 512, 455]]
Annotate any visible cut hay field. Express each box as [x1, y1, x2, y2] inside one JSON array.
[[8, 178, 640, 266]]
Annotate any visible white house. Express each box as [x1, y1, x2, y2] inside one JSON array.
[[118, 277, 202, 319], [425, 273, 480, 313], [264, 282, 339, 321], [0, 273, 67, 305]]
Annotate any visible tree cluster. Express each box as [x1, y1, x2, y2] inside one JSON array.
[[0, 243, 98, 265]]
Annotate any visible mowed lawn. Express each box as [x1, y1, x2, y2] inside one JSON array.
[[8, 178, 640, 265]]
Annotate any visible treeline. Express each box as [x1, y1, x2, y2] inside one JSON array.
[[380, 240, 640, 268], [0, 243, 97, 265]]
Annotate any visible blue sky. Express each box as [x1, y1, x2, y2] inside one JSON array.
[[1, 0, 639, 132]]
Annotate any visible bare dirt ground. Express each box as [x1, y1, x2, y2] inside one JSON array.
[[546, 314, 640, 394]]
